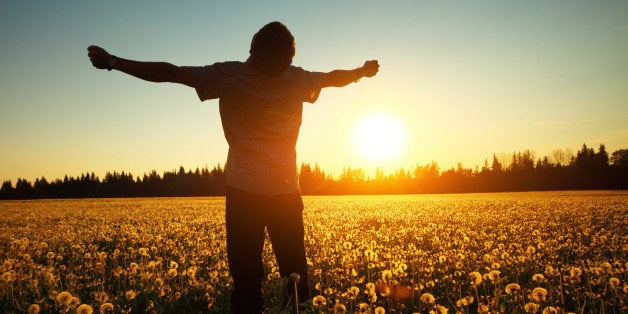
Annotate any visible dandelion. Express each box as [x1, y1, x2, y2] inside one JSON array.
[[312, 295, 327, 307], [609, 277, 620, 288], [382, 269, 393, 282], [532, 273, 545, 283], [421, 292, 436, 304], [84, 252, 92, 259], [168, 268, 178, 277], [570, 267, 582, 278], [170, 261, 179, 269], [367, 291, 377, 303], [333, 302, 347, 313], [138, 247, 148, 256], [348, 286, 360, 299], [56, 291, 72, 305], [100, 303, 114, 313], [505, 283, 521, 295], [526, 246, 536, 255], [469, 271, 482, 287], [69, 297, 81, 309], [374, 306, 386, 314], [542, 306, 558, 314], [126, 290, 136, 300], [46, 251, 55, 259], [1, 271, 12, 283], [531, 287, 548, 302], [524, 302, 540, 313], [365, 282, 376, 293], [488, 270, 501, 284], [77, 304, 94, 314], [356, 303, 369, 312], [433, 304, 448, 314], [28, 304, 40, 314], [290, 273, 300, 282]]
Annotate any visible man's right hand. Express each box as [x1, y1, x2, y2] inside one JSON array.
[[361, 60, 379, 78], [87, 45, 112, 70]]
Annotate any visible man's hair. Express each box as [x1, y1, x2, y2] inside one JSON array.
[[248, 21, 295, 77]]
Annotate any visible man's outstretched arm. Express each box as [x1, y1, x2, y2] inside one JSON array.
[[87, 45, 195, 87], [320, 60, 379, 88]]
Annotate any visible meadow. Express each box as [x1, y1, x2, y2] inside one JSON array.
[[0, 191, 626, 313]]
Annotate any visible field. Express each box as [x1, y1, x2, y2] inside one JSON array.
[[0, 191, 626, 313]]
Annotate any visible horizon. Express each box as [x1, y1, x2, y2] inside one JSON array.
[[1, 1, 627, 185], [0, 141, 615, 184]]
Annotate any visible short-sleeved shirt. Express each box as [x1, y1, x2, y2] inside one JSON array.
[[188, 61, 325, 195]]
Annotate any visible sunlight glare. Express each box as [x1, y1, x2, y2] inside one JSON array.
[[354, 113, 405, 162]]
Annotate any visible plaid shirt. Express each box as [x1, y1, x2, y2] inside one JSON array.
[[188, 61, 325, 195]]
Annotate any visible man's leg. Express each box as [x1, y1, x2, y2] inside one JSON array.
[[225, 186, 266, 314], [266, 192, 310, 306]]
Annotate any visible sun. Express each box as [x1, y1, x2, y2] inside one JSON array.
[[354, 113, 406, 162]]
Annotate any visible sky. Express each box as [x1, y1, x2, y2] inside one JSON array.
[[1, 1, 627, 183]]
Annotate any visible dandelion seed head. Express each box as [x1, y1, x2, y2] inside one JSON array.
[[28, 304, 40, 314], [421, 292, 435, 304], [505, 283, 521, 294], [125, 290, 136, 300], [76, 304, 93, 314], [100, 303, 114, 313], [312, 295, 327, 307], [56, 291, 72, 305]]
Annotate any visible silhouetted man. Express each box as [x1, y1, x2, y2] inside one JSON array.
[[88, 21, 378, 313]]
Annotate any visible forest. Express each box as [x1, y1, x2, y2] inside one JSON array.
[[1, 144, 626, 199]]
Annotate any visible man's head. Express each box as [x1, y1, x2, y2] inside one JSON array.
[[248, 21, 295, 77]]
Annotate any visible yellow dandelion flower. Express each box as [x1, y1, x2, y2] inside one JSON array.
[[175, 291, 181, 300], [609, 277, 620, 288], [421, 292, 436, 304], [100, 303, 114, 313], [312, 295, 326, 307], [347, 286, 360, 299], [125, 290, 136, 300], [374, 306, 386, 314], [84, 253, 92, 259], [56, 291, 72, 305], [46, 252, 55, 259], [542, 306, 558, 314], [28, 304, 40, 314], [77, 304, 93, 314], [138, 247, 148, 256], [505, 283, 521, 295], [623, 284, 628, 294]]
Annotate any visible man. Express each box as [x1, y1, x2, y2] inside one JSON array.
[[88, 21, 378, 313]]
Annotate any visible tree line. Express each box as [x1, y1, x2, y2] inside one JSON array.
[[1, 144, 626, 199]]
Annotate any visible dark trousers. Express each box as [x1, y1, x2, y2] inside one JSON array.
[[226, 186, 310, 313]]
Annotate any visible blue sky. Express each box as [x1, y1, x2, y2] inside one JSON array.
[[1, 1, 627, 182]]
